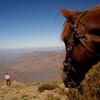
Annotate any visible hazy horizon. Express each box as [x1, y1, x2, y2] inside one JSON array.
[[0, 45, 64, 51]]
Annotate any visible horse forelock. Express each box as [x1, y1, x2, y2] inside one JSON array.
[[61, 21, 71, 41]]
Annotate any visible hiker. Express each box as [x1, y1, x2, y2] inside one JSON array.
[[5, 73, 11, 86]]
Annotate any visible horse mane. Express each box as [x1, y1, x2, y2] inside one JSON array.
[[87, 4, 100, 11]]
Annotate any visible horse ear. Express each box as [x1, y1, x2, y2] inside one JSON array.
[[60, 7, 82, 20], [60, 7, 74, 18]]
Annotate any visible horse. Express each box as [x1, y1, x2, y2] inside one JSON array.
[[60, 5, 100, 88]]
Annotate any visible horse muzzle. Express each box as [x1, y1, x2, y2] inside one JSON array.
[[62, 61, 80, 88]]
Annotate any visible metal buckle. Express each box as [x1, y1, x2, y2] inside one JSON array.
[[63, 62, 68, 66], [67, 45, 73, 51]]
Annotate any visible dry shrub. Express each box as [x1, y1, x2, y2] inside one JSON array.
[[38, 82, 59, 92]]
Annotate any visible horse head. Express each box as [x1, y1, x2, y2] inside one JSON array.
[[60, 5, 100, 88]]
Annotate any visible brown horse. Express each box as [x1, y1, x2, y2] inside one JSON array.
[[60, 5, 100, 88]]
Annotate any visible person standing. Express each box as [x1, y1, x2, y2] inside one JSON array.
[[5, 73, 11, 86]]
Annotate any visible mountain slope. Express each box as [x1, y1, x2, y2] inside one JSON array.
[[0, 50, 65, 83]]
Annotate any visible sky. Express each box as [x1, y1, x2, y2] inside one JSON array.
[[0, 0, 99, 49]]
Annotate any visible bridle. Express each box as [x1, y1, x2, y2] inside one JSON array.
[[63, 10, 100, 88]]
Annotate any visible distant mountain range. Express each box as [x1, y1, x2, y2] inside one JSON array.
[[0, 47, 65, 83]]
